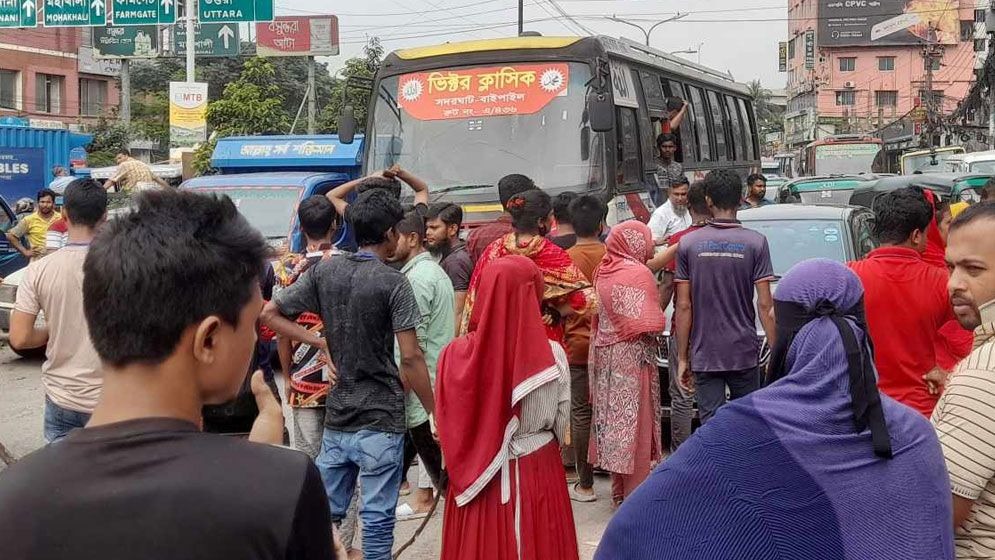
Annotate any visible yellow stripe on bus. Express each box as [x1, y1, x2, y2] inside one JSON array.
[[462, 203, 504, 213], [395, 37, 581, 60]]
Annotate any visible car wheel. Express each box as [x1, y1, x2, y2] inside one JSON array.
[[11, 345, 46, 359]]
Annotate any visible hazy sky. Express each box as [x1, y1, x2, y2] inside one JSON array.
[[274, 0, 789, 88]]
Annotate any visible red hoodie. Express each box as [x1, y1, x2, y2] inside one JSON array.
[[849, 247, 955, 416]]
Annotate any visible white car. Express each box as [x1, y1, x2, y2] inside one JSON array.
[[0, 267, 46, 358]]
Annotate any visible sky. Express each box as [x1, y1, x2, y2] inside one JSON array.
[[271, 0, 790, 89]]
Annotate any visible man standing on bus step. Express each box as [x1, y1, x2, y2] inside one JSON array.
[[740, 174, 773, 210], [654, 133, 684, 206], [648, 175, 692, 247], [466, 173, 536, 264]]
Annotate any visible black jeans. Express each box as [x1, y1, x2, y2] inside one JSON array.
[[694, 367, 760, 424], [570, 365, 594, 489], [408, 421, 446, 491]]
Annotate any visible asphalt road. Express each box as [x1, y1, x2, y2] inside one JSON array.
[[0, 345, 612, 559]]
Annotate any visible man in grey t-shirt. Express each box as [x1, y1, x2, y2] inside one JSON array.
[[262, 189, 434, 560], [674, 170, 776, 424]]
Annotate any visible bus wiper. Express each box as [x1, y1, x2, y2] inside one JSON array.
[[379, 85, 402, 126], [431, 184, 494, 199]]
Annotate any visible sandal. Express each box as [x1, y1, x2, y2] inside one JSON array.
[[569, 482, 597, 503]]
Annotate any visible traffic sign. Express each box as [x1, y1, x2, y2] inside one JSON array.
[[93, 25, 158, 58], [111, 0, 175, 25], [0, 0, 38, 28], [172, 22, 240, 57], [43, 0, 107, 27], [199, 0, 271, 23]]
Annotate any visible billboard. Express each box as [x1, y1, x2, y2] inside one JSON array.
[[778, 42, 787, 72], [0, 148, 46, 203], [256, 16, 339, 57], [818, 0, 958, 46], [169, 82, 208, 148]]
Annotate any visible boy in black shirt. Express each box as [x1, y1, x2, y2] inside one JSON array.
[[0, 190, 337, 560]]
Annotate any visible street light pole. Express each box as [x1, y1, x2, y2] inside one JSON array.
[[518, 0, 524, 36], [186, 0, 196, 82], [609, 13, 686, 47]]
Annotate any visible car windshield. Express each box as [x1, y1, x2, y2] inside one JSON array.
[[744, 219, 848, 275], [187, 186, 303, 239], [369, 62, 601, 198], [814, 143, 881, 175], [970, 160, 995, 174], [904, 152, 961, 174]]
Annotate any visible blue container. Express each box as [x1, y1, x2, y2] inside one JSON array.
[[0, 125, 92, 202]]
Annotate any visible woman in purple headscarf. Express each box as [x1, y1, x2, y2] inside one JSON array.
[[596, 258, 954, 560]]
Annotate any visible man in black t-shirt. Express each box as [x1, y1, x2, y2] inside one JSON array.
[[0, 190, 337, 560], [425, 202, 473, 322], [263, 189, 434, 560]]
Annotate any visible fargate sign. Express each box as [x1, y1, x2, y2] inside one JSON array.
[[397, 63, 569, 121]]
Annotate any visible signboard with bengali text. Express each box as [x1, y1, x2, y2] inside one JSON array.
[[43, 0, 106, 27], [111, 0, 174, 25], [817, 0, 957, 47], [93, 24, 158, 58], [397, 63, 570, 121], [198, 0, 271, 23], [256, 16, 339, 57], [778, 41, 787, 72], [169, 81, 208, 148], [0, 0, 38, 28], [171, 22, 239, 57]]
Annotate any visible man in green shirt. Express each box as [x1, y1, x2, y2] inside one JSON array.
[[392, 209, 454, 519]]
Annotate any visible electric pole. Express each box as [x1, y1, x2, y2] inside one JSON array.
[[518, 0, 523, 36], [921, 22, 944, 147], [609, 13, 687, 47], [186, 0, 196, 82]]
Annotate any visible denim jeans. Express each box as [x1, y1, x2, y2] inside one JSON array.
[[694, 367, 760, 424], [667, 336, 695, 452], [44, 396, 91, 444], [316, 428, 405, 560]]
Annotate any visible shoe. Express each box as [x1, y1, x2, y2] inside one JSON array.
[[569, 482, 597, 503]]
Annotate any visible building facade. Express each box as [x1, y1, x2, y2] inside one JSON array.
[[784, 0, 980, 151], [0, 27, 121, 130]]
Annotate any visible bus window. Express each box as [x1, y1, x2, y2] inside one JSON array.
[[631, 68, 657, 173], [688, 87, 713, 161], [640, 71, 666, 113], [725, 95, 747, 161], [616, 107, 642, 189], [706, 90, 728, 161], [664, 78, 697, 164], [737, 97, 757, 160]]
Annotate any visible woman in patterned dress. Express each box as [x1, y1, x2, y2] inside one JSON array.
[[588, 220, 666, 507]]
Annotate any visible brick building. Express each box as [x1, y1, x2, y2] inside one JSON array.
[[0, 27, 121, 129]]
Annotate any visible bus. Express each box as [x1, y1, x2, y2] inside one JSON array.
[[801, 135, 884, 177], [338, 35, 760, 225]]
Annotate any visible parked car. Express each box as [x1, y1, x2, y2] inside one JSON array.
[[0, 193, 26, 278], [777, 175, 877, 205]]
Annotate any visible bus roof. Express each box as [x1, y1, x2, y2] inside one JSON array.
[[806, 136, 883, 148], [395, 36, 582, 59]]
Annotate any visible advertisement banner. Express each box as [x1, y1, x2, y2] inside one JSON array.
[[396, 63, 570, 121], [778, 41, 788, 72], [0, 148, 46, 203], [93, 25, 159, 58], [256, 16, 339, 57], [804, 30, 815, 69], [817, 0, 958, 47], [169, 82, 208, 148]]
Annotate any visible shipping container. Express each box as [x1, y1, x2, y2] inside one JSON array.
[[0, 125, 92, 203]]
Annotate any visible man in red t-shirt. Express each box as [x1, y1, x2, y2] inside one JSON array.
[[849, 187, 955, 417]]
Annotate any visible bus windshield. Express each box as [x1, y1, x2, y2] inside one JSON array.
[[369, 62, 599, 198], [814, 143, 881, 175]]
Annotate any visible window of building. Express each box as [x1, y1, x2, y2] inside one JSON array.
[[962, 20, 976, 42], [79, 78, 107, 116], [976, 9, 986, 23], [878, 57, 895, 71], [836, 90, 856, 106], [0, 70, 17, 110], [839, 57, 856, 72], [976, 38, 988, 52], [35, 73, 63, 114], [875, 90, 898, 107], [925, 58, 941, 71]]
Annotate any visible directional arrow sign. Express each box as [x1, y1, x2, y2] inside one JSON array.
[[111, 0, 174, 25], [43, 0, 107, 27], [172, 22, 240, 57], [0, 0, 38, 28], [199, 0, 272, 23]]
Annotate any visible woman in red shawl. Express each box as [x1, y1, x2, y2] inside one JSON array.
[[589, 221, 666, 507], [437, 255, 578, 560], [461, 189, 594, 344]]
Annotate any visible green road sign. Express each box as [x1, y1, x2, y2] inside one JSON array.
[[172, 22, 239, 57], [0, 0, 38, 28], [198, 0, 271, 23], [93, 25, 158, 58], [111, 0, 175, 25], [43, 0, 106, 27]]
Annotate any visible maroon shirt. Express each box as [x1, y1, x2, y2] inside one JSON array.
[[467, 215, 513, 264]]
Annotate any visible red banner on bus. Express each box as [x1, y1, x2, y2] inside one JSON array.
[[397, 63, 569, 121]]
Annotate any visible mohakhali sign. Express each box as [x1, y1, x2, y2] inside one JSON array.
[[256, 16, 339, 57], [817, 0, 958, 47], [0, 0, 38, 28], [93, 24, 158, 58], [111, 0, 175, 25], [169, 81, 208, 148], [43, 0, 106, 27], [198, 0, 272, 23], [171, 22, 239, 57]]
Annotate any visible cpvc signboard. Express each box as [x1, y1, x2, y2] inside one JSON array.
[[199, 0, 271, 23], [43, 0, 106, 27], [0, 0, 38, 28], [110, 0, 175, 25]]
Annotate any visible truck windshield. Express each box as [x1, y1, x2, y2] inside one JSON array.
[[815, 143, 881, 175], [369, 62, 600, 198], [189, 186, 303, 239]]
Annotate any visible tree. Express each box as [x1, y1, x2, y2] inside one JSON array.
[[319, 38, 383, 134], [86, 117, 132, 167], [747, 80, 784, 137], [192, 58, 292, 174]]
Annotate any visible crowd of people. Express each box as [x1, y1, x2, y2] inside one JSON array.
[[3, 147, 995, 560]]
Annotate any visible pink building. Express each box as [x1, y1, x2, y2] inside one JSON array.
[[0, 27, 121, 129], [784, 0, 980, 151]]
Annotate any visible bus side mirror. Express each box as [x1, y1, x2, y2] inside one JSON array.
[[588, 92, 613, 133], [339, 106, 357, 145]]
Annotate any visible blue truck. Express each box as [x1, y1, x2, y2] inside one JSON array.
[[182, 134, 364, 253]]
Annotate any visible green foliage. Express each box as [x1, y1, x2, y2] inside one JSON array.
[[319, 38, 383, 134], [191, 137, 216, 176], [747, 80, 784, 136], [207, 57, 291, 137], [85, 117, 133, 166]]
